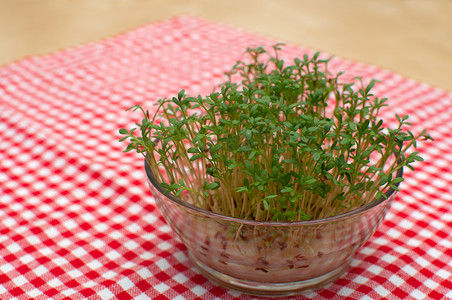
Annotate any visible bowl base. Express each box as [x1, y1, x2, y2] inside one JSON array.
[[189, 251, 350, 297]]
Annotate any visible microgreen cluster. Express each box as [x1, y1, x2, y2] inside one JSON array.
[[120, 44, 431, 222]]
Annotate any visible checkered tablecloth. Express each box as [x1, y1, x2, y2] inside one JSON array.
[[0, 16, 451, 300]]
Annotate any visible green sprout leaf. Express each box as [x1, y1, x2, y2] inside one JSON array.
[[120, 44, 430, 222]]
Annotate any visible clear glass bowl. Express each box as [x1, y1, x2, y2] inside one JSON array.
[[145, 160, 402, 297]]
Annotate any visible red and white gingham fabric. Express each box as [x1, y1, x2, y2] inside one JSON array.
[[0, 16, 451, 300]]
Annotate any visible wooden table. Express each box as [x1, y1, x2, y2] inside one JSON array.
[[1, 0, 451, 91]]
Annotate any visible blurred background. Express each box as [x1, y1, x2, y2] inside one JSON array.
[[0, 0, 451, 91]]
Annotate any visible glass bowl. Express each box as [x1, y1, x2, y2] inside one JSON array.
[[145, 159, 402, 297]]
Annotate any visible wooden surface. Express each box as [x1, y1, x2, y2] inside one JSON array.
[[1, 0, 451, 91]]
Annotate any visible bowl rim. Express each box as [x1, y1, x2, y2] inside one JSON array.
[[145, 154, 403, 226]]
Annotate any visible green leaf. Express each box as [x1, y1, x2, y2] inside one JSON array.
[[178, 89, 185, 100], [248, 150, 257, 160], [206, 181, 221, 190], [169, 117, 177, 125], [160, 182, 170, 189], [123, 144, 135, 153], [365, 80, 376, 94], [313, 152, 321, 161], [245, 129, 252, 142], [190, 154, 202, 161], [323, 123, 332, 132], [272, 165, 279, 176], [306, 126, 317, 133], [276, 148, 286, 154], [262, 95, 271, 105], [281, 187, 294, 193], [335, 193, 346, 201], [380, 174, 388, 185], [391, 177, 404, 184], [376, 191, 388, 200], [303, 178, 316, 185], [262, 199, 269, 210], [226, 158, 238, 169], [244, 160, 253, 172], [282, 158, 297, 164], [340, 138, 352, 145], [413, 155, 424, 162], [192, 134, 205, 143], [352, 182, 365, 191], [169, 183, 180, 190], [390, 185, 400, 192], [237, 145, 253, 152], [235, 186, 248, 193], [210, 144, 223, 153], [187, 147, 199, 153], [243, 178, 250, 188]]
